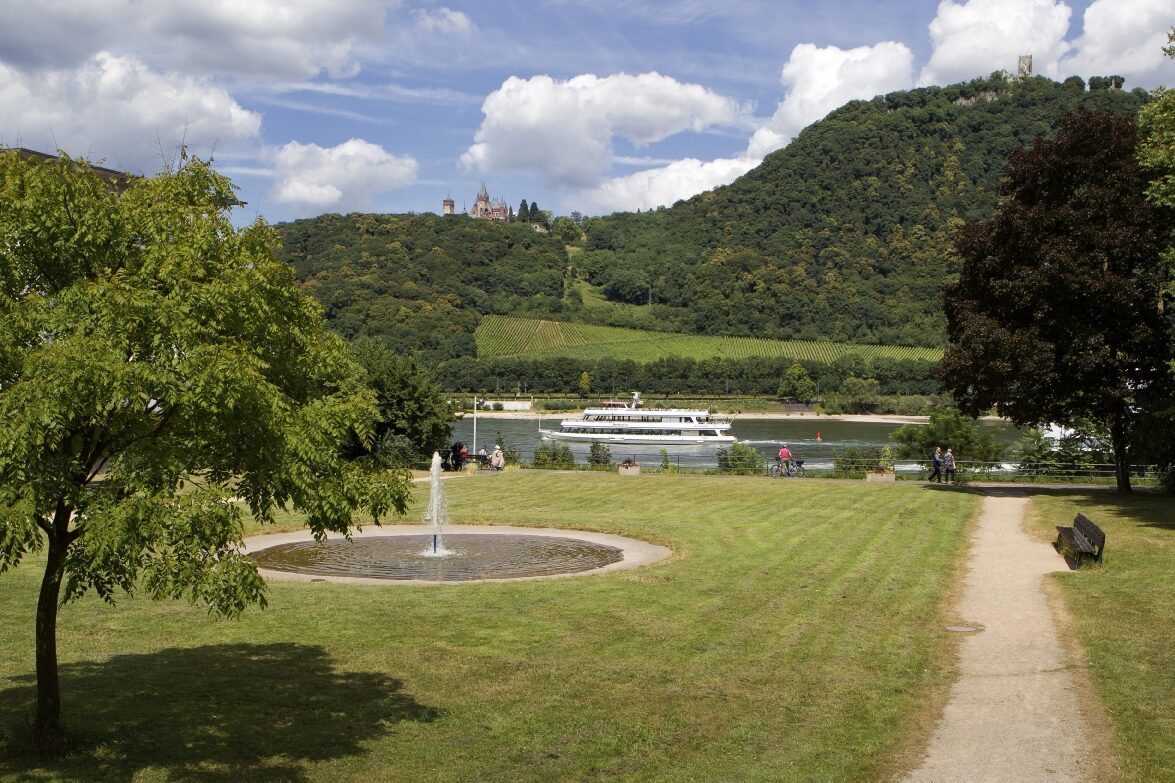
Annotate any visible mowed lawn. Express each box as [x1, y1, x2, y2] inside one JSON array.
[[1, 473, 975, 782], [1027, 492, 1175, 783]]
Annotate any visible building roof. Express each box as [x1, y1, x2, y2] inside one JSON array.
[[4, 147, 138, 191], [3, 148, 244, 205]]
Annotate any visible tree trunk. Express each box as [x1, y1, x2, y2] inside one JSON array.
[[32, 505, 71, 752], [1109, 404, 1132, 494]]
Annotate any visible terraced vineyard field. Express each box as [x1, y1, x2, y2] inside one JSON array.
[[476, 315, 943, 364]]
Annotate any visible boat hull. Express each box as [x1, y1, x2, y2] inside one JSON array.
[[539, 428, 736, 445]]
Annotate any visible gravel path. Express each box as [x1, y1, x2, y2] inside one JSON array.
[[903, 494, 1098, 782]]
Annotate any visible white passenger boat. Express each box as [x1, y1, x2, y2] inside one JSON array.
[[539, 393, 735, 445]]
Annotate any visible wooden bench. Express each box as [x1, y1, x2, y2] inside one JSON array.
[[472, 454, 491, 469], [1054, 513, 1105, 567]]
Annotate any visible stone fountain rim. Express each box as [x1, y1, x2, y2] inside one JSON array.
[[242, 524, 672, 586]]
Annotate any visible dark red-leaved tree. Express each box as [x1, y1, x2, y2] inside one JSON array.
[[940, 110, 1175, 492]]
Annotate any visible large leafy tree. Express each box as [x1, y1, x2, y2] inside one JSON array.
[[1138, 29, 1175, 209], [1134, 28, 1175, 488], [0, 152, 409, 749], [349, 336, 457, 465], [776, 362, 816, 402], [939, 110, 1175, 492]]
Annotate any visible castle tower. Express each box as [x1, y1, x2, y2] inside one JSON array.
[[468, 184, 509, 221], [1018, 55, 1032, 78], [475, 183, 490, 216], [442, 195, 454, 215]]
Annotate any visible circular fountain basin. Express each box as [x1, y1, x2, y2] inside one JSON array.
[[244, 525, 671, 585]]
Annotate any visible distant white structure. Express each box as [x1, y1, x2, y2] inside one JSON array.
[[482, 400, 533, 411], [1018, 55, 1032, 78]]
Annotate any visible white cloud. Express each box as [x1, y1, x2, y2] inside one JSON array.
[[1060, 0, 1175, 83], [460, 72, 747, 188], [413, 7, 475, 35], [919, 0, 1072, 86], [0, 53, 260, 172], [748, 41, 915, 158], [0, 0, 396, 79], [268, 139, 418, 216], [570, 156, 759, 214]]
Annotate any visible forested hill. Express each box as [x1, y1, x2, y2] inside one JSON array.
[[274, 74, 1147, 365], [276, 213, 569, 364], [577, 74, 1148, 347]]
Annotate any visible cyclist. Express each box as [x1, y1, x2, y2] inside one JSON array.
[[777, 443, 793, 474]]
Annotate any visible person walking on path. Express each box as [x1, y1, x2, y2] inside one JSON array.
[[944, 448, 956, 483], [929, 446, 943, 482]]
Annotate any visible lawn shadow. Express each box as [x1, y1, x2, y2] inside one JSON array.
[[0, 642, 439, 782], [919, 483, 1124, 499]]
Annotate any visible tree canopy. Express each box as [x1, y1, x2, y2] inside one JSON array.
[[890, 408, 1003, 466], [0, 152, 408, 747], [275, 213, 568, 365], [939, 110, 1175, 491], [1133, 28, 1175, 489], [349, 336, 457, 465], [1138, 30, 1175, 209]]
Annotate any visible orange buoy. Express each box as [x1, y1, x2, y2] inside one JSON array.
[[816, 431, 822, 442]]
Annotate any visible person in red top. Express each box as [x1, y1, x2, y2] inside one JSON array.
[[777, 443, 792, 469]]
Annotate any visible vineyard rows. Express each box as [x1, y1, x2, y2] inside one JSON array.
[[476, 315, 943, 364]]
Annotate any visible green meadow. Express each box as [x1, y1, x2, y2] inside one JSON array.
[[475, 315, 944, 365], [1, 474, 974, 782]]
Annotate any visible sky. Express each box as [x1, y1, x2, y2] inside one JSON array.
[[1, 0, 1172, 225]]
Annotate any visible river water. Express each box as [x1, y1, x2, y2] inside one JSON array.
[[452, 414, 1019, 472]]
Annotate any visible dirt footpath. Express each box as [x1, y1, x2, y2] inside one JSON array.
[[903, 494, 1100, 783]]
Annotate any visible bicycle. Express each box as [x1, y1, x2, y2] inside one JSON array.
[[770, 459, 805, 478]]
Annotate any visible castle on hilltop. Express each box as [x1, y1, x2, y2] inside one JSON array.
[[444, 184, 509, 221]]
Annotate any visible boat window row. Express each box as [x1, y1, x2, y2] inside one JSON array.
[[582, 414, 718, 423], [583, 415, 667, 422], [559, 427, 722, 437]]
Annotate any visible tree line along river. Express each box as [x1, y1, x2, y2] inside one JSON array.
[[450, 414, 1019, 472]]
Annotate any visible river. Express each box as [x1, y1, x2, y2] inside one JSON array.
[[451, 414, 1019, 472]]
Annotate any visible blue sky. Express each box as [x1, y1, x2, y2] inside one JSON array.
[[1, 0, 1171, 224]]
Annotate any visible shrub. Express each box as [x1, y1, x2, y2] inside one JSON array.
[[1158, 464, 1175, 495], [716, 443, 764, 475], [588, 442, 612, 468], [833, 446, 884, 478], [891, 407, 1003, 470], [532, 442, 576, 469]]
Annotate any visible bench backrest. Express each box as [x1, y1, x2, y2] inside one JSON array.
[[1074, 513, 1106, 553]]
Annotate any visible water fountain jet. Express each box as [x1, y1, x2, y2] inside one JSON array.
[[422, 451, 454, 557]]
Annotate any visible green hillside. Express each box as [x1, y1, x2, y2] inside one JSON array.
[[576, 74, 1148, 346], [476, 315, 941, 364], [274, 74, 1147, 370], [276, 212, 569, 364]]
